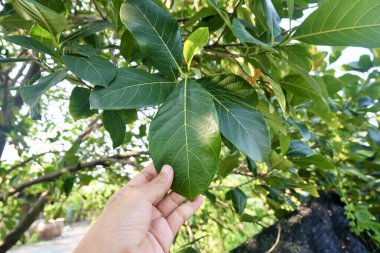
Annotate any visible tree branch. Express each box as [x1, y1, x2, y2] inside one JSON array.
[[0, 191, 50, 253], [0, 151, 147, 201]]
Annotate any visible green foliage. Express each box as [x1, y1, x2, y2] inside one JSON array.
[[1, 0, 380, 251]]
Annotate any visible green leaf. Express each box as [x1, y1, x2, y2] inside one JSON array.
[[268, 151, 293, 170], [300, 184, 319, 198], [287, 0, 294, 21], [199, 75, 270, 162], [117, 109, 138, 125], [62, 20, 113, 43], [15, 0, 67, 35], [279, 134, 291, 155], [63, 44, 97, 58], [206, 0, 231, 28], [20, 70, 67, 108], [110, 0, 124, 32], [253, 0, 281, 44], [90, 68, 175, 110], [184, 27, 209, 70], [231, 19, 276, 52], [291, 154, 335, 170], [198, 74, 258, 105], [218, 151, 240, 178], [149, 79, 221, 200], [282, 75, 326, 106], [287, 140, 313, 157], [103, 110, 126, 148], [5, 35, 55, 56], [120, 30, 137, 62], [226, 188, 247, 216], [120, 0, 183, 76], [269, 80, 286, 114], [30, 23, 55, 47], [63, 55, 116, 87], [69, 87, 97, 121], [279, 44, 313, 72], [293, 0, 380, 48], [322, 75, 344, 96]]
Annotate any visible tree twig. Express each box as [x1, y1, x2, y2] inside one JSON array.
[[0, 151, 146, 201]]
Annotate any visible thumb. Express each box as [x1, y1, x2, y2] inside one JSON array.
[[140, 165, 174, 204]]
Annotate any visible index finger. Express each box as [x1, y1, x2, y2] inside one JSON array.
[[127, 163, 158, 187]]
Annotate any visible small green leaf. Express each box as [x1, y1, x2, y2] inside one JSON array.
[[300, 184, 319, 198], [279, 134, 291, 155], [5, 35, 55, 56], [184, 27, 209, 70], [232, 19, 276, 52], [64, 44, 97, 58], [206, 0, 231, 28], [20, 70, 67, 108], [16, 0, 67, 35], [69, 87, 97, 121], [282, 75, 326, 107], [293, 0, 380, 48], [103, 110, 126, 148], [291, 154, 335, 170], [120, 30, 137, 62], [62, 20, 113, 43], [30, 23, 55, 47], [287, 140, 313, 157], [63, 55, 116, 87], [218, 151, 240, 178], [149, 79, 221, 200], [269, 80, 286, 114], [90, 68, 175, 110], [253, 0, 281, 44], [117, 109, 138, 125], [287, 0, 294, 21], [120, 0, 183, 77], [269, 151, 293, 171], [226, 188, 247, 216]]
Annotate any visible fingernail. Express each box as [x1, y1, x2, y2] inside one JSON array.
[[162, 165, 172, 174]]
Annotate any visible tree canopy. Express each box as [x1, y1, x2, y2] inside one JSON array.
[[0, 0, 380, 252]]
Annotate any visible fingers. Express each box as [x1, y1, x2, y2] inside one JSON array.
[[156, 192, 186, 217], [139, 165, 174, 204], [106, 163, 157, 207], [167, 195, 204, 235], [126, 163, 157, 187]]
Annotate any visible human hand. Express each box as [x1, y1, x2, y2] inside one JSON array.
[[74, 164, 204, 253]]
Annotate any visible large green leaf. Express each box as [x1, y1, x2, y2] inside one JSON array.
[[149, 79, 221, 200], [293, 0, 380, 48], [120, 0, 183, 75], [5, 35, 55, 56], [231, 19, 276, 53], [184, 27, 209, 70], [253, 0, 281, 43], [62, 20, 113, 43], [199, 75, 270, 162], [63, 55, 116, 87], [90, 68, 175, 110], [20, 70, 67, 108], [69, 87, 97, 121], [102, 111, 126, 148], [15, 0, 67, 35]]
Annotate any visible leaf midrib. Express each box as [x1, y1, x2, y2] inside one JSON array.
[[294, 23, 380, 41]]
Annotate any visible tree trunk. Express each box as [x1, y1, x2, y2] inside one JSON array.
[[232, 193, 369, 253]]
